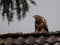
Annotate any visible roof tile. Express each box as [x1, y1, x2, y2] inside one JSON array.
[[4, 37, 15, 45], [23, 36, 37, 45], [57, 37, 60, 42], [34, 36, 45, 44], [44, 43, 50, 45], [0, 32, 60, 45], [14, 37, 25, 45], [54, 42, 60, 45], [46, 35, 57, 43]]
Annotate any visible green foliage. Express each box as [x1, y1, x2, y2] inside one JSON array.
[[30, 0, 36, 5], [0, 0, 36, 24]]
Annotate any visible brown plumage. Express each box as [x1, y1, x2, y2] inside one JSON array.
[[33, 15, 49, 33]]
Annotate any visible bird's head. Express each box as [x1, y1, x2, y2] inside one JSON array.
[[33, 15, 43, 21]]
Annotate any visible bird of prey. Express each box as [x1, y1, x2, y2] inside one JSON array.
[[33, 15, 49, 33]]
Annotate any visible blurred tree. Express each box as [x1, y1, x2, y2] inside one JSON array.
[[0, 0, 36, 24]]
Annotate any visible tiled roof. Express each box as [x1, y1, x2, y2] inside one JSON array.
[[0, 32, 60, 45]]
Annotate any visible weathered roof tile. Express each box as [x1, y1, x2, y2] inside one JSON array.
[[54, 42, 60, 45], [57, 37, 60, 42], [0, 32, 60, 45], [14, 37, 25, 45], [34, 43, 39, 45], [46, 35, 57, 43], [34, 36, 44, 44], [44, 43, 50, 45], [23, 36, 37, 45], [4, 37, 15, 45]]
